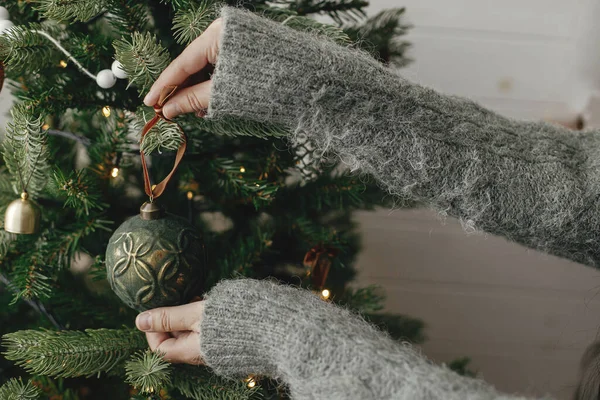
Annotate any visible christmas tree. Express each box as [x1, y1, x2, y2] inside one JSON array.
[[0, 0, 424, 398]]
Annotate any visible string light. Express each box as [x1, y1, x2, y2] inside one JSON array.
[[239, 166, 246, 173], [41, 124, 49, 130], [101, 106, 111, 118], [110, 167, 119, 178], [244, 376, 257, 389], [320, 289, 331, 300], [59, 60, 67, 68], [187, 191, 193, 200]]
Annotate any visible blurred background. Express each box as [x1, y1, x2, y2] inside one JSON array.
[[2, 0, 600, 398]]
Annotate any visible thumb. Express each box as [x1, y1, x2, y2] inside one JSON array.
[[162, 80, 212, 120], [136, 301, 204, 333]]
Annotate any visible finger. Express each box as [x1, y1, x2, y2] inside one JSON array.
[[146, 331, 170, 352], [136, 301, 203, 333], [156, 332, 204, 364], [144, 19, 221, 106], [162, 80, 212, 119]]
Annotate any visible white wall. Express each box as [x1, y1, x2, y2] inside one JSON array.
[[351, 1, 600, 398], [367, 0, 599, 122]]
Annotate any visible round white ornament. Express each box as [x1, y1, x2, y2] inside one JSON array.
[[0, 20, 14, 35], [111, 60, 128, 79], [96, 69, 117, 89], [0, 6, 9, 21]]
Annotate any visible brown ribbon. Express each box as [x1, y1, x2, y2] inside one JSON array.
[[140, 86, 187, 201], [303, 245, 339, 289], [0, 62, 4, 94]]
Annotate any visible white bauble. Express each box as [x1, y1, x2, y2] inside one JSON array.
[[96, 69, 117, 89], [0, 6, 9, 20], [111, 60, 128, 79], [0, 20, 14, 35]]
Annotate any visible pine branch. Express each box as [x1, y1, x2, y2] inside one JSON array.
[[212, 158, 280, 208], [114, 32, 171, 95], [53, 169, 107, 217], [290, 0, 368, 24], [106, 0, 151, 33], [170, 364, 261, 400], [214, 228, 274, 281], [125, 351, 172, 394], [42, 218, 113, 270], [135, 107, 184, 154], [193, 116, 288, 140], [345, 8, 411, 67], [9, 253, 53, 304], [336, 285, 385, 314], [262, 8, 352, 44], [2, 328, 147, 378], [173, 0, 221, 45], [36, 0, 108, 23], [0, 25, 57, 73], [0, 378, 42, 400], [2, 103, 51, 198], [0, 272, 63, 329]]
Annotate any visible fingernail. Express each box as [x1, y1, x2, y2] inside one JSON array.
[[143, 91, 155, 106], [163, 103, 180, 120], [136, 312, 151, 331]]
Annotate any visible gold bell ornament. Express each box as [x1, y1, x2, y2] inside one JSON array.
[[4, 192, 41, 234]]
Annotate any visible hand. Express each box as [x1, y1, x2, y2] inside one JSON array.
[[135, 301, 206, 364], [143, 18, 223, 120]]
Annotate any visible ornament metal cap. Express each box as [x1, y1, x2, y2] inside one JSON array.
[[4, 192, 41, 234], [140, 201, 164, 220]]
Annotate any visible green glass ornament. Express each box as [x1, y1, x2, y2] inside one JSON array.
[[106, 202, 204, 311]]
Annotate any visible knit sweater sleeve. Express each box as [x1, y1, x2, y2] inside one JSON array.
[[200, 279, 538, 399], [208, 7, 600, 268]]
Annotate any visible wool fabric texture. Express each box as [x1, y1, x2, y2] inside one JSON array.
[[198, 6, 588, 399]]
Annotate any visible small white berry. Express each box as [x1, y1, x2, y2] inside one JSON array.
[[96, 69, 117, 89], [111, 60, 128, 79], [0, 20, 14, 35], [0, 7, 9, 21]]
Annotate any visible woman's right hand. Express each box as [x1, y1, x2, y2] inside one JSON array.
[[143, 18, 222, 120]]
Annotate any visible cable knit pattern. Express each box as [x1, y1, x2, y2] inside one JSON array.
[[201, 279, 542, 400], [209, 7, 600, 268], [198, 6, 600, 399]]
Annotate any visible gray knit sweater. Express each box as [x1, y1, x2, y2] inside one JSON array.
[[199, 6, 591, 399]]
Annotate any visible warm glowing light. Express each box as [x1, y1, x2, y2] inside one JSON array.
[[110, 167, 119, 178], [151, 184, 157, 191], [102, 106, 111, 118], [245, 376, 257, 388], [239, 166, 246, 173], [321, 289, 330, 300], [59, 60, 67, 68], [41, 124, 49, 130], [187, 191, 193, 200]]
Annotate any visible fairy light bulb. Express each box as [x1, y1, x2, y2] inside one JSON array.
[[239, 166, 246, 173], [321, 289, 330, 300], [187, 191, 193, 200], [41, 124, 49, 130], [244, 376, 257, 388], [110, 167, 119, 178], [59, 60, 67, 68], [102, 106, 111, 118]]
